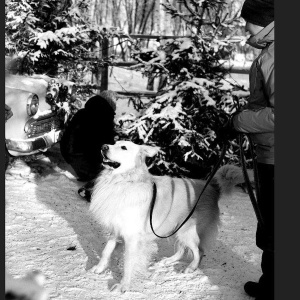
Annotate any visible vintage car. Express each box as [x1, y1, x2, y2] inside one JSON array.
[[5, 72, 75, 162]]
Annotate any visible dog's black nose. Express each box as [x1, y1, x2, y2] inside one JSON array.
[[102, 144, 109, 151]]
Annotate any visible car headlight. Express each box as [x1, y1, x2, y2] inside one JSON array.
[[26, 93, 39, 116]]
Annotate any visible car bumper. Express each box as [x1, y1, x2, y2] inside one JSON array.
[[5, 129, 61, 156]]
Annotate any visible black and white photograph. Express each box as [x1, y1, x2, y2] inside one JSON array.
[[4, 0, 275, 299]]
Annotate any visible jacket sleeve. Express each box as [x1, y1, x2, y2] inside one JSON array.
[[232, 54, 274, 134], [232, 106, 274, 133]]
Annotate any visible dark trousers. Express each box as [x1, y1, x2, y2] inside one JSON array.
[[67, 154, 102, 182], [256, 163, 274, 297]]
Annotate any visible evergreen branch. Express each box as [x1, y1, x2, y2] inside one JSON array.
[[183, 0, 198, 18]]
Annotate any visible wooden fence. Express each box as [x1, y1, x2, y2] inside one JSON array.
[[6, 34, 250, 98], [82, 34, 250, 97]]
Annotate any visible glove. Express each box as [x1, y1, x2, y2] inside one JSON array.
[[217, 115, 239, 143]]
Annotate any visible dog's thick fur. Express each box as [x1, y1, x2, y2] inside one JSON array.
[[89, 141, 244, 293]]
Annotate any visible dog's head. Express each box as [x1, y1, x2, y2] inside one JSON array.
[[101, 141, 160, 173]]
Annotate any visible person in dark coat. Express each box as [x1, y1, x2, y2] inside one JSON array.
[[60, 91, 119, 183], [231, 1, 274, 299]]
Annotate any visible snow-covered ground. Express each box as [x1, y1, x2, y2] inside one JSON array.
[[5, 66, 257, 299], [5, 144, 261, 300]]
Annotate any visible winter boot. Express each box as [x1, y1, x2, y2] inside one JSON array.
[[244, 281, 260, 297]]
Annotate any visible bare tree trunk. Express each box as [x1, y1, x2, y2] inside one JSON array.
[[89, 0, 96, 22], [84, 0, 195, 36], [141, 1, 155, 34], [134, 0, 139, 33], [153, 0, 160, 34], [124, 0, 138, 34], [160, 0, 166, 35], [137, 0, 146, 33]]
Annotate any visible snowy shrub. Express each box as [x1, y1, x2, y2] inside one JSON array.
[[117, 0, 250, 178], [5, 0, 123, 76]]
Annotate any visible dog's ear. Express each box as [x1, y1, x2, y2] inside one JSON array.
[[140, 145, 160, 158]]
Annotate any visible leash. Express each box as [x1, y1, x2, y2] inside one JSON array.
[[149, 93, 265, 237], [149, 142, 228, 239], [233, 95, 265, 229], [149, 134, 265, 238], [238, 133, 265, 228]]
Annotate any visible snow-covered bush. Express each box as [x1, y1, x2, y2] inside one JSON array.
[[118, 0, 250, 178], [5, 0, 123, 76]]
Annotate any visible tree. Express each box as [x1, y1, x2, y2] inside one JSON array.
[[117, 0, 250, 178], [5, 0, 122, 76]]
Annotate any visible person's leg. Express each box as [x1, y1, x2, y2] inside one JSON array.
[[67, 155, 95, 181], [256, 163, 274, 299], [244, 163, 274, 299], [257, 250, 274, 299], [256, 163, 274, 251]]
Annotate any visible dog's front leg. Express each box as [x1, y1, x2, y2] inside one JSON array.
[[91, 236, 118, 274], [111, 236, 140, 293]]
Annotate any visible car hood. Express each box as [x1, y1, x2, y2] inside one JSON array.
[[5, 75, 50, 112]]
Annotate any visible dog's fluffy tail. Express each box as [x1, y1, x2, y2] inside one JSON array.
[[213, 164, 245, 195]]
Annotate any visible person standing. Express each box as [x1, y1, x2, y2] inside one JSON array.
[[232, 1, 274, 299]]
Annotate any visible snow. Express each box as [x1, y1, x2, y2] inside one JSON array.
[[6, 145, 261, 299]]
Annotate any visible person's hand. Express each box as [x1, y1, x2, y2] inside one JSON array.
[[217, 115, 239, 143]]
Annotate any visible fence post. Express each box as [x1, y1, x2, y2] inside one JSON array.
[[101, 36, 109, 92]]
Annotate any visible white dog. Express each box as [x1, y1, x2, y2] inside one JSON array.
[[89, 140, 244, 293]]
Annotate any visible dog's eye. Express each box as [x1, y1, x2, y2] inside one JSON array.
[[121, 146, 127, 150]]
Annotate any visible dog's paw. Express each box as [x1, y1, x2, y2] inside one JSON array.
[[183, 267, 194, 274], [90, 264, 106, 274], [110, 283, 129, 293], [183, 265, 198, 274]]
